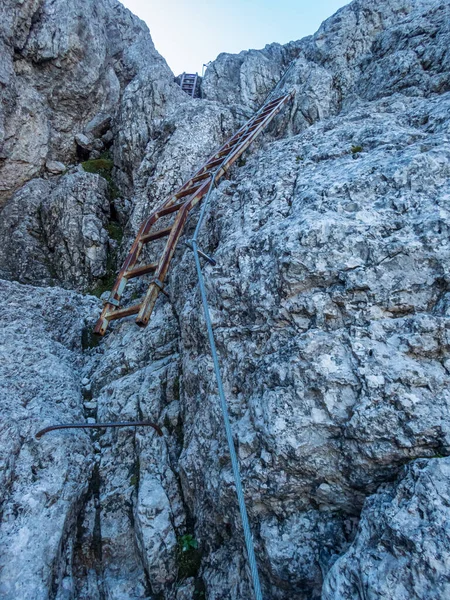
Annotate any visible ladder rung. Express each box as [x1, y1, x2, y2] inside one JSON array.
[[140, 226, 173, 244], [192, 172, 213, 184], [125, 263, 158, 279], [157, 201, 186, 217], [217, 148, 233, 158], [106, 303, 141, 321], [267, 95, 284, 104], [207, 157, 225, 169], [175, 184, 202, 199]]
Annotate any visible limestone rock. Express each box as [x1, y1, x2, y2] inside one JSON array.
[[75, 133, 95, 152], [1, 0, 450, 599], [46, 160, 66, 174], [0, 279, 99, 599], [0, 0, 176, 207], [323, 458, 450, 599], [0, 172, 111, 290], [84, 112, 112, 138]]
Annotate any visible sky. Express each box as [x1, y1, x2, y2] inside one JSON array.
[[120, 0, 351, 75]]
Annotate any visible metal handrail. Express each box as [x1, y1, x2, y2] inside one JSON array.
[[36, 420, 163, 439]]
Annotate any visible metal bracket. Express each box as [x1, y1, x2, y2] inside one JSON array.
[[105, 296, 120, 307], [151, 277, 170, 297], [208, 171, 219, 187], [185, 241, 217, 266]]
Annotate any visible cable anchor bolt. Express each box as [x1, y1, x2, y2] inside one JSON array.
[[185, 241, 217, 266]]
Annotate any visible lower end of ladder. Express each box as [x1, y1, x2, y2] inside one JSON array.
[[93, 316, 109, 336]]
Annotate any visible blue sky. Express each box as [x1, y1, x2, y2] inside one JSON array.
[[120, 0, 351, 75]]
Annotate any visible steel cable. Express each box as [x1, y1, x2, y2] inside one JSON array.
[[186, 62, 297, 597], [188, 169, 264, 600]]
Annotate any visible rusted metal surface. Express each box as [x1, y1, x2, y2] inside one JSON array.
[[94, 91, 294, 336], [35, 420, 163, 439]]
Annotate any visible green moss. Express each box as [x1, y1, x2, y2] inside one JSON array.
[[107, 221, 123, 244], [89, 270, 117, 299], [89, 225, 122, 298], [81, 158, 120, 199], [351, 145, 363, 154], [81, 158, 114, 174]]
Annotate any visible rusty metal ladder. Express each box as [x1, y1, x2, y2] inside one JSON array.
[[94, 91, 294, 336], [179, 72, 198, 98]]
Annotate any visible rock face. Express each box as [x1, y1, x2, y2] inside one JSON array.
[[323, 458, 450, 599], [1, 0, 450, 599], [0, 280, 98, 599], [0, 172, 111, 290], [0, 0, 175, 206]]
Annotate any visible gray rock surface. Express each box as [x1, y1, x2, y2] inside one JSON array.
[[0, 0, 450, 599], [0, 172, 111, 290], [0, 0, 176, 206], [323, 458, 450, 599], [0, 280, 98, 599]]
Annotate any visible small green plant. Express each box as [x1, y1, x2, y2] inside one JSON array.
[[89, 270, 117, 298], [88, 223, 122, 298], [296, 155, 304, 162], [177, 534, 201, 580], [180, 534, 198, 552], [81, 158, 114, 175], [351, 145, 363, 154]]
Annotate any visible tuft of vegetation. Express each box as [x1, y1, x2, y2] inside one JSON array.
[[177, 534, 201, 580], [88, 253, 117, 298], [296, 155, 304, 162], [351, 145, 363, 154], [81, 152, 120, 199], [180, 534, 198, 552], [81, 158, 114, 179], [89, 218, 123, 299]]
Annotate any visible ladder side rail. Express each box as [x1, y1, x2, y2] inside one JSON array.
[[135, 182, 211, 326], [209, 95, 291, 180], [94, 177, 213, 335]]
